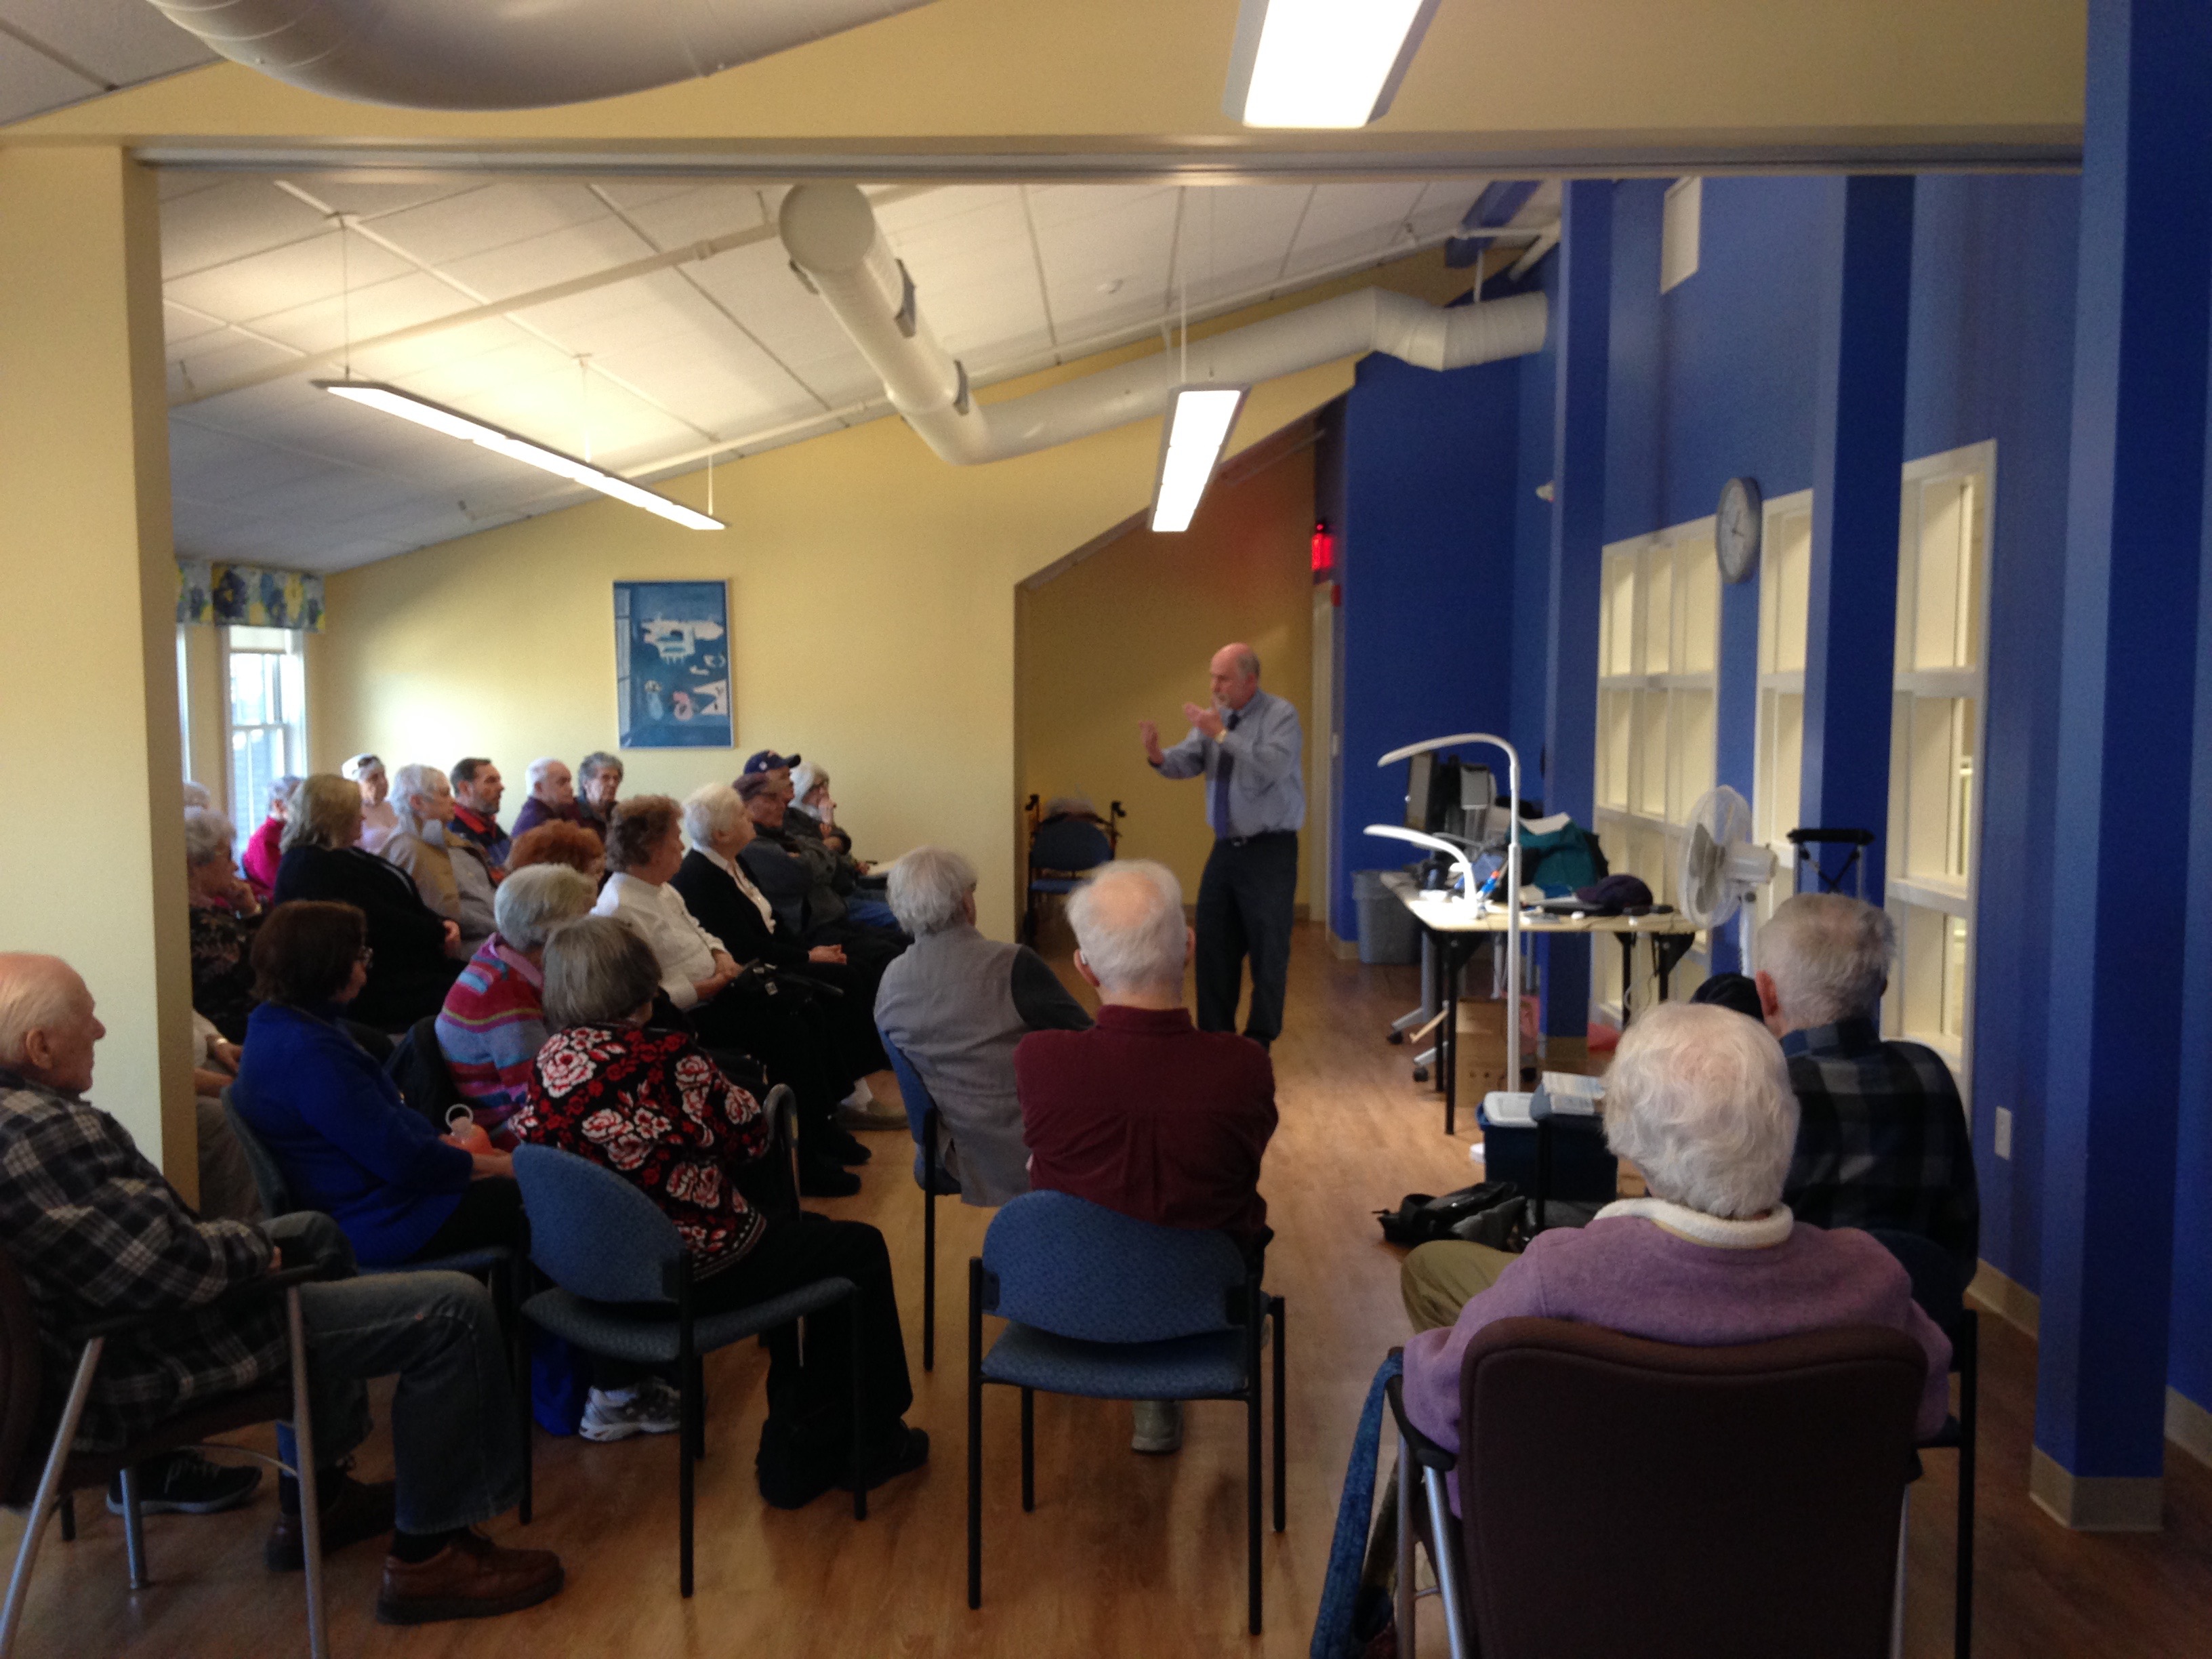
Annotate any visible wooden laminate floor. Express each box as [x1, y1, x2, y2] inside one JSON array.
[[7, 926, 2211, 1656]]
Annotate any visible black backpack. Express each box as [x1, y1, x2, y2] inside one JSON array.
[[1376, 1183, 1525, 1250]]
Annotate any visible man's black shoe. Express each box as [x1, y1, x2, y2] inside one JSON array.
[[798, 1160, 861, 1197], [106, 1450, 261, 1517], [266, 1471, 398, 1571]]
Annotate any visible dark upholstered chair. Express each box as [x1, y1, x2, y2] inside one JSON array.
[[877, 1029, 956, 1371], [1387, 1317, 1927, 1659]]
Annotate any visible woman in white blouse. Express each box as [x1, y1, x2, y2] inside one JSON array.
[[594, 794, 869, 1194]]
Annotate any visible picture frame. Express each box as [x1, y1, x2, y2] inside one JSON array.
[[613, 580, 733, 749]]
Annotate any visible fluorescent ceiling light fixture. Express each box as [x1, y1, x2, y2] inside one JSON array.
[[316, 380, 723, 531], [1223, 0, 1439, 129], [1151, 386, 1247, 534]]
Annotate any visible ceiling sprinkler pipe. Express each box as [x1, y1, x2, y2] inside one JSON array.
[[144, 0, 939, 110], [779, 182, 1549, 466]]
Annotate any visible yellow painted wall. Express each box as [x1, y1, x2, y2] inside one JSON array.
[[0, 148, 198, 1181], [1016, 428, 1315, 909]]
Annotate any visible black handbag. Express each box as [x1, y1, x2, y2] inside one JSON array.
[[1376, 1182, 1526, 1250]]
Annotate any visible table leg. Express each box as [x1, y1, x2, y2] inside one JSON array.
[[1653, 933, 1695, 1002], [1443, 942, 1458, 1136], [1617, 935, 1637, 1027], [1535, 1120, 1552, 1233]]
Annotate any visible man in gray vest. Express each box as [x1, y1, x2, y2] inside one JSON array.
[[872, 847, 1091, 1206], [1141, 641, 1305, 1048]]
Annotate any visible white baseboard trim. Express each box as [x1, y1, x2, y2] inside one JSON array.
[[2028, 1447, 2163, 1531], [2167, 1387, 2212, 1470]]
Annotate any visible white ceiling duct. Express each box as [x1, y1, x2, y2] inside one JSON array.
[[778, 182, 1549, 466], [144, 0, 939, 110]]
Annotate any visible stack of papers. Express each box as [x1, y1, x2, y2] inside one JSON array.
[[1532, 1071, 1605, 1118]]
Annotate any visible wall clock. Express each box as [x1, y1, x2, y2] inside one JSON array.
[[1717, 475, 1762, 584]]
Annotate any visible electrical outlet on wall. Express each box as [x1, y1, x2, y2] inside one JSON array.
[[1994, 1107, 2014, 1161]]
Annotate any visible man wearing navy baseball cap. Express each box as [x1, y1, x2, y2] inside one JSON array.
[[739, 750, 800, 784]]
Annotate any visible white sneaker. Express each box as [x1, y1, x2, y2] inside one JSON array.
[[841, 1080, 876, 1109], [1131, 1399, 1183, 1454], [580, 1378, 683, 1443]]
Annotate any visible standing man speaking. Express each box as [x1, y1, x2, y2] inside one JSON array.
[[1140, 642, 1305, 1049]]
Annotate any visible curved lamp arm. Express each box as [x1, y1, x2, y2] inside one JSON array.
[[1362, 825, 1477, 899]]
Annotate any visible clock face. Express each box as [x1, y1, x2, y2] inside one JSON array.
[[1716, 475, 1762, 584]]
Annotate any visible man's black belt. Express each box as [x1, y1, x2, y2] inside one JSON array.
[[1218, 830, 1296, 848]]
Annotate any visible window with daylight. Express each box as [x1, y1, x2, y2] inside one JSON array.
[[1594, 516, 1720, 1019], [1883, 441, 1994, 1085], [1750, 489, 1815, 945], [224, 625, 307, 835], [176, 626, 194, 785]]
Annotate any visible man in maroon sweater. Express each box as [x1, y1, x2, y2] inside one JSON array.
[[1015, 859, 1277, 1454]]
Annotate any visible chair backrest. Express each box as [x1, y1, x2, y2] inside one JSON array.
[[980, 1190, 1248, 1344], [1864, 1227, 1967, 1342], [1456, 1317, 1925, 1659], [386, 1014, 463, 1128], [511, 1142, 686, 1305], [221, 1086, 296, 1218], [1029, 817, 1113, 876], [0, 1248, 47, 1508], [876, 1027, 937, 1150]]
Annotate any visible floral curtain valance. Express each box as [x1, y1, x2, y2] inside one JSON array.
[[177, 560, 325, 632]]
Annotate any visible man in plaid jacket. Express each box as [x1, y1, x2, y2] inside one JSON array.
[[1754, 896, 1982, 1290], [0, 953, 562, 1626]]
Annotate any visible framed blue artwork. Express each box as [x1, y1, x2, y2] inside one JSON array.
[[613, 581, 733, 749]]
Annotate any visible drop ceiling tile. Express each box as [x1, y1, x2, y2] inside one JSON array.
[[604, 183, 768, 251], [171, 334, 310, 394], [166, 228, 413, 323], [163, 300, 231, 348], [161, 179, 333, 281], [0, 32, 100, 122], [295, 177, 487, 224], [1280, 183, 1428, 278], [241, 270, 488, 356], [158, 170, 227, 203], [371, 182, 614, 268], [1, 0, 213, 85], [441, 216, 655, 304]]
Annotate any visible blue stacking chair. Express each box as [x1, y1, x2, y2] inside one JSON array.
[[966, 1191, 1286, 1633], [511, 1134, 869, 1597], [878, 1029, 959, 1371], [222, 1086, 534, 1521], [1022, 813, 1115, 945]]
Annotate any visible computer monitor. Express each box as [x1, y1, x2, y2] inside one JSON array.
[[1405, 752, 1433, 831]]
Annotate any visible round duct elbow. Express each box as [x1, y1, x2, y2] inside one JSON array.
[[147, 0, 941, 110]]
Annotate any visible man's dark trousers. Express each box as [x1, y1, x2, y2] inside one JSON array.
[[1195, 830, 1297, 1045]]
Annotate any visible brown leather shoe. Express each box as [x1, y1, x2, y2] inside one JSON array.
[[374, 1530, 564, 1625], [265, 1472, 397, 1571]]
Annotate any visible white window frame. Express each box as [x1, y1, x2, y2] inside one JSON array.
[[1594, 514, 1721, 1023], [221, 625, 308, 835], [1883, 440, 1994, 1090], [1750, 488, 1816, 948], [175, 624, 194, 785]]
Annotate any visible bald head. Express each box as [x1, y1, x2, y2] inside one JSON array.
[[1210, 642, 1261, 712], [1067, 861, 1191, 1004], [0, 954, 103, 1094]]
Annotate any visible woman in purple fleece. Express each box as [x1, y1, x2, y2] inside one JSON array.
[[1402, 1002, 1952, 1479]]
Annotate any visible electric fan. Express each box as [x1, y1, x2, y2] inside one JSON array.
[[1677, 786, 1778, 930]]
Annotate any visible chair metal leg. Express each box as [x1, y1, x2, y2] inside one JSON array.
[[850, 1292, 868, 1522], [508, 1259, 533, 1525], [1247, 1380, 1263, 1635], [922, 1109, 938, 1372], [1393, 1433, 1416, 1658], [678, 1271, 696, 1599], [285, 1286, 328, 1659], [1957, 1313, 1978, 1659], [1, 1338, 103, 1658], [689, 1353, 708, 1462], [967, 1258, 984, 1611], [1891, 1490, 1910, 1659], [54, 1498, 73, 1546], [118, 1466, 148, 1590], [1271, 1295, 1286, 1534], [1420, 1465, 1475, 1659], [1019, 1389, 1034, 1513]]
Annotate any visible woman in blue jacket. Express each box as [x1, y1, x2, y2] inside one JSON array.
[[235, 900, 522, 1265]]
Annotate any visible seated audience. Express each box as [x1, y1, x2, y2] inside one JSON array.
[[241, 774, 300, 901], [1401, 1002, 1952, 1494], [1015, 860, 1276, 1454], [507, 820, 605, 881], [0, 951, 559, 1621], [876, 847, 1091, 1207], [1758, 893, 1981, 1290], [518, 919, 927, 1507], [344, 754, 401, 856], [594, 795, 866, 1197], [787, 762, 901, 935], [186, 1008, 263, 1223], [185, 806, 263, 1042], [576, 751, 623, 838], [739, 773, 907, 972], [234, 902, 523, 1268], [274, 774, 464, 1029], [436, 865, 597, 1149], [448, 757, 511, 871], [381, 764, 497, 956], [182, 781, 214, 810], [511, 757, 583, 840]]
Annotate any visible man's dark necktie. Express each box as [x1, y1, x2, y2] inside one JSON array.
[[1212, 708, 1240, 836]]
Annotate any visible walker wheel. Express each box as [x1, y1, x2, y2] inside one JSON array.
[[1386, 1030, 1405, 1045], [1411, 1066, 1430, 1084]]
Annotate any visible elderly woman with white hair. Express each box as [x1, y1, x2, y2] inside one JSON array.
[[1400, 1002, 1953, 1482], [184, 806, 265, 1042], [381, 762, 497, 957], [342, 752, 401, 855], [434, 864, 598, 1149], [874, 846, 1091, 1208]]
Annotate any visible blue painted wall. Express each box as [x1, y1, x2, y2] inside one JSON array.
[[1329, 350, 1522, 936]]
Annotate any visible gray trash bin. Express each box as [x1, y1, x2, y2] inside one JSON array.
[[1353, 868, 1420, 966]]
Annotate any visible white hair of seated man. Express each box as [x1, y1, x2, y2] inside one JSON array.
[[526, 756, 567, 792], [0, 954, 81, 1071], [182, 807, 236, 870], [181, 781, 213, 811], [888, 846, 977, 936], [1602, 1002, 1801, 1221], [1066, 860, 1187, 995], [681, 782, 747, 848], [389, 762, 450, 836], [1754, 892, 1895, 1032], [492, 864, 596, 954]]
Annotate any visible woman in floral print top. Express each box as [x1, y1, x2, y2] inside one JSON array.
[[518, 1018, 771, 1272]]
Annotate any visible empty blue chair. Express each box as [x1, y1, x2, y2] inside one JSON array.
[[1022, 813, 1114, 945], [511, 1128, 868, 1597], [966, 1191, 1285, 1633], [878, 1029, 958, 1372]]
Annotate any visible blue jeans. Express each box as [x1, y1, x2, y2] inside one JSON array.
[[268, 1213, 525, 1536]]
